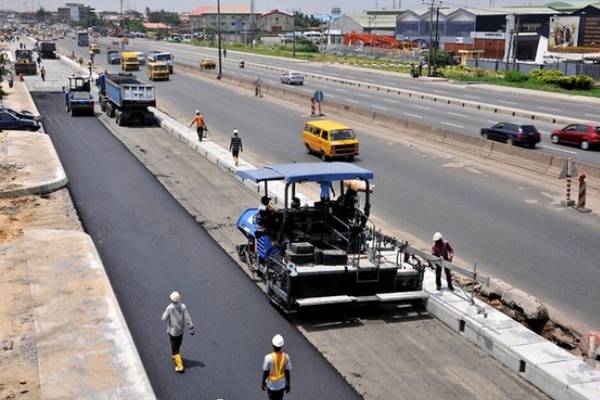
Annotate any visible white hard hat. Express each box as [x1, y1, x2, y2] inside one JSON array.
[[195, 110, 200, 114], [169, 291, 181, 303], [272, 334, 284, 347], [233, 129, 238, 134], [433, 232, 443, 241]]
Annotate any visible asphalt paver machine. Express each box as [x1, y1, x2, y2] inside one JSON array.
[[236, 162, 427, 312]]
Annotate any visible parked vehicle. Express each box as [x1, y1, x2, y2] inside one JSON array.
[[280, 71, 305, 85], [120, 52, 139, 71], [480, 122, 541, 148], [199, 58, 216, 69], [0, 107, 41, 131], [107, 49, 121, 64], [39, 41, 56, 59], [147, 52, 173, 73], [146, 61, 169, 81], [65, 75, 94, 116], [134, 51, 145, 65], [14, 49, 37, 75], [96, 73, 156, 126], [551, 124, 600, 150], [303, 120, 359, 161]]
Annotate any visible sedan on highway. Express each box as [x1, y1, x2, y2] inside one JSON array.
[[550, 124, 600, 150], [134, 51, 146, 65], [480, 122, 541, 148], [280, 71, 304, 85], [0, 108, 41, 131]]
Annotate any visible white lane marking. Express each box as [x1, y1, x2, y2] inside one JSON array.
[[498, 99, 518, 105], [432, 89, 445, 94], [412, 104, 430, 111], [407, 85, 419, 90], [372, 105, 389, 111], [383, 98, 399, 104], [537, 106, 561, 112], [403, 112, 423, 119], [441, 121, 464, 129], [355, 92, 372, 98], [464, 94, 482, 99], [335, 88, 348, 93], [447, 111, 466, 118], [327, 94, 337, 98], [541, 145, 577, 155], [301, 88, 312, 93], [585, 113, 600, 119], [346, 99, 360, 104], [487, 119, 499, 124]]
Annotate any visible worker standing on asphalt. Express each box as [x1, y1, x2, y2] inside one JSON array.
[[431, 232, 455, 291], [229, 129, 243, 166], [161, 291, 195, 373], [189, 111, 207, 142], [254, 76, 263, 97], [261, 334, 291, 400], [40, 66, 46, 82]]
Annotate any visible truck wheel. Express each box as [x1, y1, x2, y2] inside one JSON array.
[[100, 101, 106, 112], [320, 151, 329, 162], [115, 111, 122, 126], [108, 105, 115, 118]]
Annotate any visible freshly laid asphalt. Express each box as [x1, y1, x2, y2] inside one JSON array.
[[33, 91, 362, 400]]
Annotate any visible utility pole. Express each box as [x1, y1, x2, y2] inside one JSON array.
[[424, 0, 442, 76], [433, 5, 440, 75], [217, 0, 222, 79], [292, 10, 296, 59], [512, 14, 520, 70]]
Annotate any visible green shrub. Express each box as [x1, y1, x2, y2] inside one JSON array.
[[505, 70, 528, 82], [574, 75, 595, 90], [529, 69, 563, 84], [558, 76, 576, 90]]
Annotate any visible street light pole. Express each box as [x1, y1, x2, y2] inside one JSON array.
[[217, 0, 222, 79], [292, 10, 296, 59]]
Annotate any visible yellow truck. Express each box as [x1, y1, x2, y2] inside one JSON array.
[[121, 52, 140, 71], [146, 61, 170, 81], [303, 120, 359, 161]]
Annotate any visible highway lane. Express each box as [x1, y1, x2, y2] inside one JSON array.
[[55, 43, 600, 331], [77, 38, 600, 166], [33, 92, 362, 400], [110, 38, 600, 123]]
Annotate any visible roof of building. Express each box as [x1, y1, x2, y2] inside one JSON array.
[[547, 1, 600, 11], [142, 22, 169, 30], [261, 9, 292, 17], [346, 13, 397, 29], [190, 4, 252, 16], [460, 6, 558, 16]]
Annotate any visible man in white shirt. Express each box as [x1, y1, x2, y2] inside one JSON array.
[[261, 334, 291, 400], [161, 291, 195, 373]]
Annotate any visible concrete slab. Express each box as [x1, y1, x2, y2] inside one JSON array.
[[0, 131, 67, 198], [532, 359, 600, 400], [570, 381, 600, 400]]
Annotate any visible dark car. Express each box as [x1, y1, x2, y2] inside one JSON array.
[[550, 124, 600, 151], [0, 108, 41, 131], [106, 49, 121, 65], [480, 122, 541, 148]]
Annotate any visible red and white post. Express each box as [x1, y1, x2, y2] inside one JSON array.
[[310, 97, 316, 116]]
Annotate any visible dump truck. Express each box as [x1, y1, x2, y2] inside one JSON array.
[[14, 49, 37, 75], [147, 52, 174, 73], [146, 61, 169, 81], [120, 51, 139, 71], [236, 162, 427, 313], [96, 73, 156, 126], [65, 75, 94, 116], [39, 41, 57, 59], [77, 30, 89, 47]]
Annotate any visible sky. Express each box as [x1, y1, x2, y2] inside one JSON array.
[[9, 0, 550, 13]]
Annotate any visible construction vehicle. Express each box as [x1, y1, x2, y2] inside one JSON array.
[[39, 41, 56, 59], [199, 58, 216, 70], [65, 75, 94, 117], [236, 162, 427, 313], [77, 30, 89, 47], [120, 51, 139, 71], [14, 49, 37, 75], [146, 61, 169, 81], [147, 51, 174, 73], [343, 31, 417, 51], [96, 73, 156, 127]]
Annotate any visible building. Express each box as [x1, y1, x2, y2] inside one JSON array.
[[259, 9, 293, 33], [189, 4, 259, 33], [330, 11, 398, 35], [57, 3, 90, 24]]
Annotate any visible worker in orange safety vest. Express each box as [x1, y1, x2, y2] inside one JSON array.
[[261, 334, 291, 400]]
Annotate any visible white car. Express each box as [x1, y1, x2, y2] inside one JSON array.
[[280, 71, 304, 85], [134, 51, 146, 65]]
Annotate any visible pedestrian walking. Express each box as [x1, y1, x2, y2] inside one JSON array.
[[6, 71, 14, 88], [36, 55, 42, 66], [261, 334, 291, 400], [161, 291, 195, 373], [229, 129, 243, 166], [431, 232, 454, 291], [254, 76, 263, 97], [189, 110, 207, 142], [223, 47, 227, 58], [40, 66, 46, 82]]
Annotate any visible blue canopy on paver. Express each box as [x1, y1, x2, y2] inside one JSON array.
[[237, 162, 374, 183]]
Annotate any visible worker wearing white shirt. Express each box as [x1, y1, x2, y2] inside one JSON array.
[[261, 334, 291, 400]]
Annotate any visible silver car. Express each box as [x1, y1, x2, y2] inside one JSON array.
[[134, 51, 146, 65], [280, 71, 304, 85]]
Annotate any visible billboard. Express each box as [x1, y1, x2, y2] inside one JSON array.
[[583, 16, 600, 48], [549, 16, 580, 50]]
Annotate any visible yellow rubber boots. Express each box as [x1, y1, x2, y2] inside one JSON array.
[[172, 353, 184, 373]]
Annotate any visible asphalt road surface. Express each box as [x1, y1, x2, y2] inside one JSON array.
[[33, 91, 362, 400], [57, 41, 600, 332], [78, 37, 600, 166]]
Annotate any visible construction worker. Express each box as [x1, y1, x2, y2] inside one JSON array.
[[189, 110, 207, 142], [261, 334, 291, 400], [431, 232, 455, 291], [40, 66, 46, 82], [161, 291, 195, 373], [229, 129, 243, 166], [254, 76, 263, 97]]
